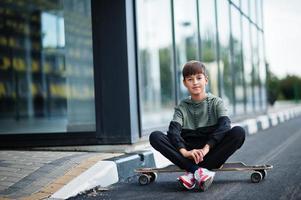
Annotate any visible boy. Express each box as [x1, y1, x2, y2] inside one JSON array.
[[149, 60, 245, 191]]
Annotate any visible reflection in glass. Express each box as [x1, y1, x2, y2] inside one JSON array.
[[0, 0, 95, 134], [231, 0, 240, 7], [198, 0, 219, 96], [241, 0, 249, 16], [42, 13, 65, 48], [256, 0, 263, 29], [249, 0, 257, 23], [136, 0, 175, 130], [251, 24, 261, 111], [231, 7, 245, 114], [242, 17, 253, 112], [258, 32, 267, 110], [174, 0, 199, 100], [216, 0, 233, 115]]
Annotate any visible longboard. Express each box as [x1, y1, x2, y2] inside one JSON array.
[[135, 162, 273, 185]]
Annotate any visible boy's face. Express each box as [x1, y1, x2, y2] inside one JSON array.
[[183, 73, 208, 95]]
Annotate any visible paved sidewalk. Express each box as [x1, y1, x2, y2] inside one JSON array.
[[0, 152, 122, 199], [0, 102, 301, 200]]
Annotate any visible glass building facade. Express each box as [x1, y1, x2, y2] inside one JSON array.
[[0, 0, 95, 135], [136, 0, 267, 132], [0, 0, 267, 146]]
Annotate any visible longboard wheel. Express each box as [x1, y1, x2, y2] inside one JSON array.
[[149, 172, 158, 182], [256, 169, 267, 179], [251, 171, 263, 183], [138, 174, 151, 185]]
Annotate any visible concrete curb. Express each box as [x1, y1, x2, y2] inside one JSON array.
[[51, 161, 118, 199], [51, 106, 301, 199], [50, 152, 156, 199]]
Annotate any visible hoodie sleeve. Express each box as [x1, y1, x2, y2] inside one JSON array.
[[167, 121, 186, 150], [167, 107, 186, 150], [207, 116, 231, 149], [216, 98, 228, 118]]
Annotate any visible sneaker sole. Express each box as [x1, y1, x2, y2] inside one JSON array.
[[177, 178, 195, 190], [199, 176, 213, 191]]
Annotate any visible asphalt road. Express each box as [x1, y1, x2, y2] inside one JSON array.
[[71, 116, 301, 200]]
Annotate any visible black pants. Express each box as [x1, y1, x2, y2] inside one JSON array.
[[149, 126, 245, 172]]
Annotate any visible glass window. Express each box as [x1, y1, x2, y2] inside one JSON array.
[[230, 7, 245, 114], [0, 0, 95, 134], [241, 0, 249, 16], [136, 0, 175, 130], [256, 0, 263, 29], [198, 0, 219, 96], [249, 0, 256, 23], [231, 0, 240, 7], [174, 0, 199, 100], [251, 24, 260, 111], [258, 32, 267, 110], [242, 17, 253, 113], [216, 0, 234, 115]]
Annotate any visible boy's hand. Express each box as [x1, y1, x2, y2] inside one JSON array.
[[180, 148, 204, 164], [199, 144, 210, 157], [190, 149, 204, 164]]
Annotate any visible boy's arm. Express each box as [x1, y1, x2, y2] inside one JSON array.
[[167, 121, 186, 150], [206, 116, 231, 149]]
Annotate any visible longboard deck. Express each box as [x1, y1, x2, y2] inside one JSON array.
[[136, 162, 273, 185], [135, 162, 273, 173]]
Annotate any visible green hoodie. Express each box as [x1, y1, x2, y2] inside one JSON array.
[[173, 93, 228, 128], [171, 93, 229, 147]]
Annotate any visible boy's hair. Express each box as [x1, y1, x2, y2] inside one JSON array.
[[182, 60, 208, 80]]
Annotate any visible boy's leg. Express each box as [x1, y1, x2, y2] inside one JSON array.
[[198, 126, 246, 170], [149, 131, 198, 173]]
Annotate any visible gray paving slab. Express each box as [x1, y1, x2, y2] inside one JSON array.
[[1, 186, 31, 198], [0, 161, 10, 168], [0, 166, 21, 172], [0, 171, 28, 179], [0, 181, 14, 188], [0, 185, 9, 192], [29, 177, 54, 187], [3, 165, 38, 172], [0, 175, 22, 182]]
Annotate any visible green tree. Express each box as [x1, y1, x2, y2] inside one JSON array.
[[279, 75, 301, 101], [266, 69, 280, 106], [159, 47, 173, 104]]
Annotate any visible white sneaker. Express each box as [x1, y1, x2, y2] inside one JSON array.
[[177, 172, 196, 190], [194, 168, 215, 191]]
